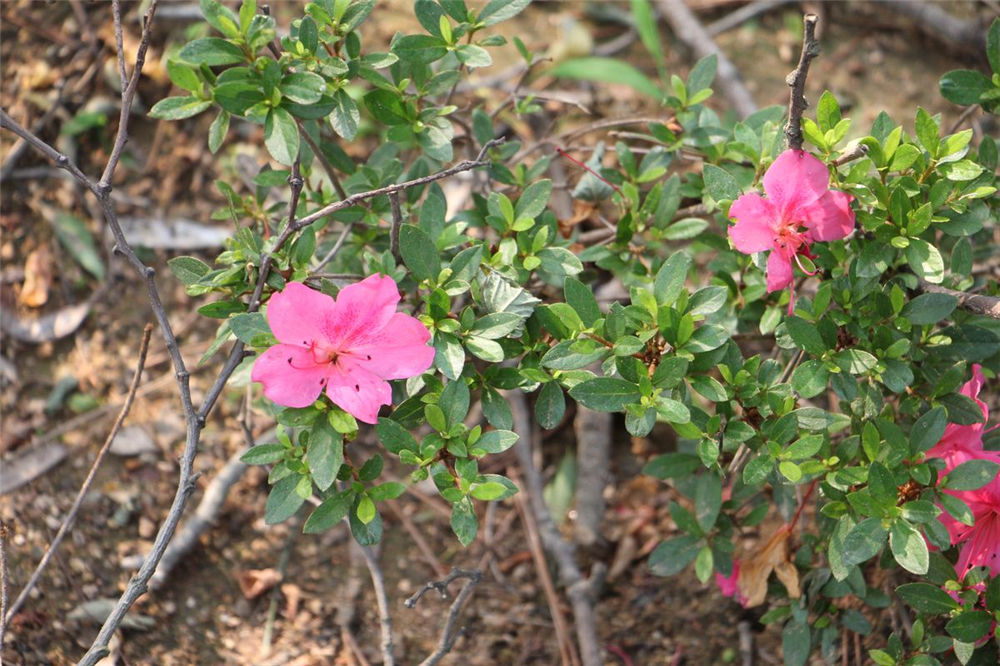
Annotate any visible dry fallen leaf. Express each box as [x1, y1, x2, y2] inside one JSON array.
[[281, 582, 302, 619], [235, 568, 282, 599], [19, 244, 53, 307], [737, 524, 801, 608]]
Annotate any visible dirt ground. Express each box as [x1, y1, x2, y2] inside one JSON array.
[[1, 1, 995, 664]]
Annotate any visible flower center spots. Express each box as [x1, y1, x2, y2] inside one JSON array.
[[774, 220, 808, 255]]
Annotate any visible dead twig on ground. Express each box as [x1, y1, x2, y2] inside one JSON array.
[[354, 541, 395, 666], [404, 569, 483, 666], [784, 13, 820, 151], [2, 324, 153, 632], [654, 0, 758, 119]]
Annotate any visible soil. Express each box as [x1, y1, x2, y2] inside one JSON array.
[[1, 1, 994, 665]]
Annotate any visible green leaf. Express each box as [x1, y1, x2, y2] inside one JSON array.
[[569, 378, 641, 412], [816, 90, 842, 131], [910, 407, 947, 453], [200, 0, 241, 37], [477, 0, 531, 25], [51, 213, 105, 280], [686, 54, 717, 94], [472, 430, 518, 455], [149, 95, 212, 120], [649, 535, 702, 576], [514, 179, 552, 220], [564, 277, 601, 327], [265, 475, 306, 524], [781, 620, 811, 666], [687, 286, 728, 317], [896, 582, 960, 614], [450, 498, 478, 546], [476, 271, 540, 335], [439, 379, 470, 429], [178, 37, 246, 66], [702, 163, 740, 201], [168, 256, 211, 285], [305, 418, 343, 492], [329, 89, 360, 140], [940, 392, 985, 426], [167, 60, 202, 93], [280, 71, 326, 104], [654, 251, 692, 306], [240, 443, 285, 465], [208, 109, 230, 153], [465, 336, 504, 362], [471, 481, 508, 500], [784, 316, 826, 356], [914, 107, 940, 155], [694, 474, 722, 532], [939, 492, 974, 526], [230, 312, 273, 345], [942, 459, 1000, 491], [939, 69, 992, 105], [303, 490, 353, 533], [455, 44, 492, 68], [889, 520, 929, 575], [643, 452, 701, 479], [376, 417, 418, 454], [630, 0, 664, 68], [264, 106, 300, 166], [689, 375, 727, 402], [791, 360, 829, 398], [535, 382, 566, 429], [392, 34, 448, 64], [349, 499, 382, 545], [901, 293, 957, 325], [399, 224, 440, 281], [549, 57, 662, 101], [842, 517, 887, 565], [946, 611, 994, 643]]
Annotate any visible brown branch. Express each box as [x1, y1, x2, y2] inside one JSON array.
[[504, 390, 605, 666], [0, 520, 10, 653], [355, 542, 395, 666], [2, 324, 153, 631], [296, 119, 349, 201], [832, 143, 870, 168], [404, 569, 483, 666], [389, 191, 403, 264], [918, 280, 1000, 320], [784, 14, 820, 151]]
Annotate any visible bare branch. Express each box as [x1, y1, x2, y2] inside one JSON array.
[[784, 14, 820, 151], [355, 543, 395, 666], [503, 390, 605, 666], [3, 324, 153, 631], [389, 191, 404, 263], [918, 280, 1000, 320], [405, 569, 483, 666]]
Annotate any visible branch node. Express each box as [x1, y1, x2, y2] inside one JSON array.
[[56, 154, 69, 167], [144, 266, 155, 278]]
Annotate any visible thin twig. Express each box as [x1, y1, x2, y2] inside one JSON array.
[[917, 280, 1000, 320], [262, 516, 300, 654], [386, 503, 447, 578], [0, 519, 10, 653], [784, 14, 820, 151], [706, 0, 793, 37], [355, 542, 395, 666], [296, 120, 348, 200], [404, 569, 483, 666], [947, 104, 980, 135], [831, 143, 870, 168], [504, 390, 604, 666], [111, 0, 128, 88], [2, 324, 153, 630], [389, 191, 403, 264]]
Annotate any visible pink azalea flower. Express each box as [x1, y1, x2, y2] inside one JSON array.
[[924, 364, 1000, 576], [251, 275, 435, 424], [727, 149, 855, 313], [938, 475, 1000, 577], [715, 560, 747, 606], [925, 364, 998, 473]]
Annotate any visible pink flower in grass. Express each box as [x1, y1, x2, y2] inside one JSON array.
[[251, 275, 434, 424], [727, 150, 855, 313]]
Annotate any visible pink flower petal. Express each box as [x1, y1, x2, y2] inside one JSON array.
[[729, 194, 777, 253], [346, 312, 435, 379], [765, 250, 794, 293], [251, 344, 329, 408], [804, 190, 855, 243], [326, 274, 402, 348], [266, 282, 336, 346], [762, 150, 833, 220], [324, 358, 394, 424]]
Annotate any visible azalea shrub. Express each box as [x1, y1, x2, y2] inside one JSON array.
[[157, 1, 1000, 664]]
